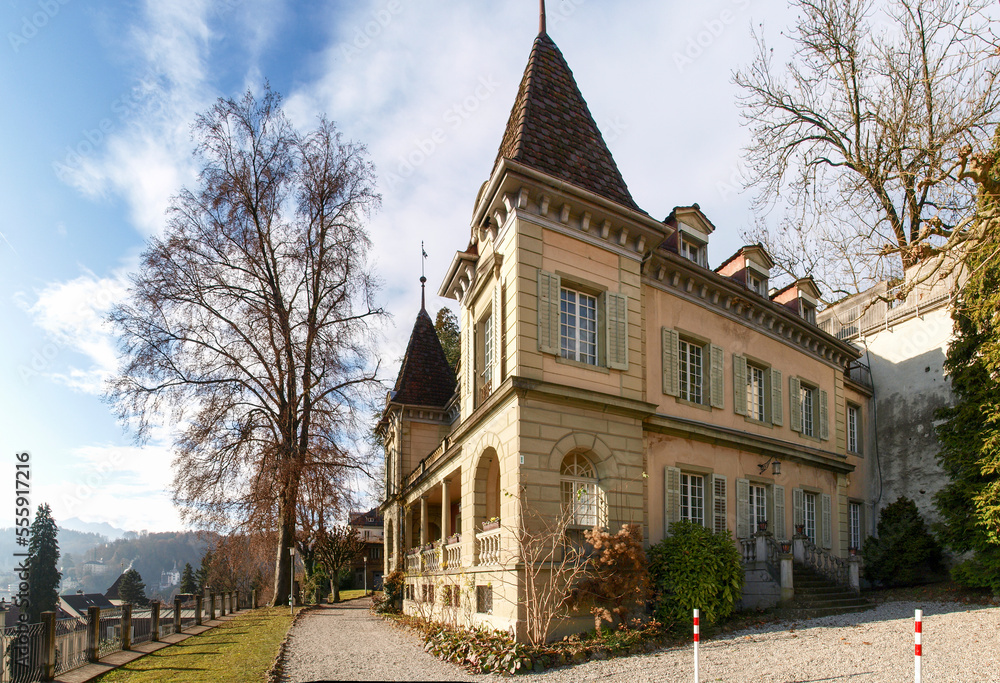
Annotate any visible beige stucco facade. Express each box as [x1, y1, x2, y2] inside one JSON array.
[[378, 157, 872, 640]]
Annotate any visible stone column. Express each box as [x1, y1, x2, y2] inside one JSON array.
[[755, 528, 769, 563], [195, 595, 203, 626], [151, 601, 160, 642], [780, 553, 795, 604], [121, 604, 132, 650], [41, 611, 56, 681], [848, 556, 861, 593], [208, 593, 215, 621], [420, 495, 429, 547], [173, 596, 182, 634], [87, 606, 100, 662], [793, 533, 805, 564], [441, 479, 451, 542]]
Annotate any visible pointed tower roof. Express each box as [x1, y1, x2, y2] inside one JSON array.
[[390, 306, 456, 408], [494, 32, 642, 213]]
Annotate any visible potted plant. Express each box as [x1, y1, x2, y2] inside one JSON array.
[[446, 533, 461, 545], [481, 517, 500, 532]]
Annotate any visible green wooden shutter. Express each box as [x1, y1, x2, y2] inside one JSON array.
[[665, 467, 681, 534], [821, 493, 832, 548], [492, 280, 503, 388], [713, 475, 727, 534], [537, 270, 560, 355], [773, 485, 786, 540], [662, 328, 679, 396], [709, 344, 724, 409], [820, 389, 830, 441], [733, 354, 748, 416], [793, 488, 804, 530], [789, 376, 802, 433], [606, 292, 628, 370], [770, 369, 783, 426], [736, 478, 750, 539]]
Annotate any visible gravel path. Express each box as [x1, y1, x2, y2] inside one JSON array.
[[281, 599, 1000, 682]]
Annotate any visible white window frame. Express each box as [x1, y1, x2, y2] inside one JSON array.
[[559, 287, 598, 365], [800, 298, 817, 324], [681, 237, 706, 266], [849, 502, 862, 549], [561, 453, 602, 527], [749, 484, 767, 532], [800, 384, 816, 437], [680, 474, 705, 526], [747, 272, 767, 296], [678, 339, 704, 404], [847, 404, 860, 453], [747, 364, 766, 422], [803, 492, 817, 543]]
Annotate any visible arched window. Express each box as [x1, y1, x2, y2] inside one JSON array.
[[561, 453, 602, 526]]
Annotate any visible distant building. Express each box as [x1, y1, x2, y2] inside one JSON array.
[[349, 508, 384, 590], [159, 562, 180, 590], [81, 560, 112, 576], [59, 593, 115, 620]]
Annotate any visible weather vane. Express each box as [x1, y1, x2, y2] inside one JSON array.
[[420, 241, 428, 309], [540, 0, 546, 34]]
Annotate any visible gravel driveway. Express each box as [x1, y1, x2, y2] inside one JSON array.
[[281, 599, 1000, 682]]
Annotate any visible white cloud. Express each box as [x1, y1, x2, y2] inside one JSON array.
[[18, 269, 129, 394]]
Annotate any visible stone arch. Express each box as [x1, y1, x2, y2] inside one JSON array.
[[473, 447, 502, 531], [545, 432, 619, 482]]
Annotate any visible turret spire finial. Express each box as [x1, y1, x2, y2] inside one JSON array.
[[420, 241, 428, 311], [539, 0, 546, 35]]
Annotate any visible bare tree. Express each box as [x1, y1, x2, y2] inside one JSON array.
[[734, 0, 1000, 300], [314, 525, 365, 603], [106, 87, 384, 607]]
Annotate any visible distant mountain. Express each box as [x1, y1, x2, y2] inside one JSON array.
[[60, 518, 130, 540]]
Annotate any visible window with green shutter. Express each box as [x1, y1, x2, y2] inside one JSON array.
[[537, 270, 561, 355], [662, 328, 679, 396], [605, 292, 628, 370], [664, 466, 681, 533], [770, 369, 783, 426], [772, 485, 786, 540], [733, 354, 748, 416], [712, 475, 727, 534], [709, 344, 724, 409]]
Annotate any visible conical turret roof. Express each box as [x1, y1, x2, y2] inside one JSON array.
[[494, 32, 641, 213], [390, 308, 456, 408]]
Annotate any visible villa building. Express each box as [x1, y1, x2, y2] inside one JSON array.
[[379, 23, 873, 640]]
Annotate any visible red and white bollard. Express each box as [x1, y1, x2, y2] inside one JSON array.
[[693, 608, 700, 682], [914, 609, 922, 682]]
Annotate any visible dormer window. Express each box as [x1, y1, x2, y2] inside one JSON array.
[[800, 299, 816, 324], [747, 272, 767, 297], [681, 237, 706, 267]]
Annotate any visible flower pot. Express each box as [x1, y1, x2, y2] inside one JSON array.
[[481, 521, 500, 532]]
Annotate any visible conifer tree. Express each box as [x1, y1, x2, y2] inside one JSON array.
[[934, 131, 1000, 593], [118, 569, 148, 606], [180, 563, 198, 594], [26, 504, 61, 623]]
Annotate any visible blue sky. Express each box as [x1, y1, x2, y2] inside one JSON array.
[[1, 0, 796, 532]]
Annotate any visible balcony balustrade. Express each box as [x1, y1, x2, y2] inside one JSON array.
[[476, 527, 501, 566]]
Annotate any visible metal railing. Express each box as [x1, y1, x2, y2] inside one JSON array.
[[157, 605, 175, 639], [179, 597, 198, 630], [130, 608, 154, 647], [55, 617, 89, 675], [0, 622, 45, 683], [476, 527, 501, 566], [95, 607, 124, 659], [801, 536, 850, 587]]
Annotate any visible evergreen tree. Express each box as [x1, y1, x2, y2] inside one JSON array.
[[180, 563, 198, 594], [434, 307, 460, 371], [196, 551, 212, 591], [118, 569, 148, 606], [25, 504, 61, 623], [934, 131, 1000, 593]]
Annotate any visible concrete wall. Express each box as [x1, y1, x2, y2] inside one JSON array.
[[860, 306, 953, 526]]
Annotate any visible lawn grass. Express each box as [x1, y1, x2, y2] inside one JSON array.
[[93, 606, 303, 683], [335, 589, 369, 602]]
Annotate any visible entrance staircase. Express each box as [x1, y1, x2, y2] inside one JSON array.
[[781, 563, 873, 619]]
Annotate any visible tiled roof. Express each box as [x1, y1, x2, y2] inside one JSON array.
[[390, 308, 456, 408], [494, 33, 642, 213]]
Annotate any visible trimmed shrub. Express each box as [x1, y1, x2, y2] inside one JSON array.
[[862, 496, 943, 587], [648, 521, 743, 631], [949, 546, 1000, 595]]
